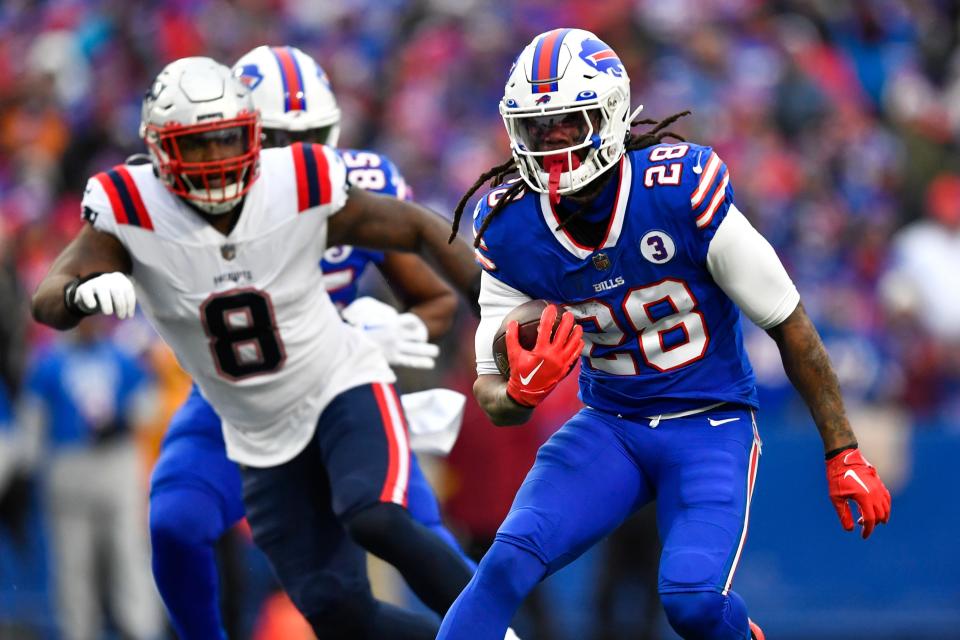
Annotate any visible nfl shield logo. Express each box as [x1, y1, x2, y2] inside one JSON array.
[[592, 252, 611, 271], [221, 244, 237, 261]]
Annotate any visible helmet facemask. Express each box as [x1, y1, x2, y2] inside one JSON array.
[[144, 114, 261, 215], [503, 85, 630, 203]]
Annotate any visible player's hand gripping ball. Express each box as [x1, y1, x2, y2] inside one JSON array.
[[493, 301, 583, 407]]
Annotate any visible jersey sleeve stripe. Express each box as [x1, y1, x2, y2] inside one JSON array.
[[690, 152, 721, 209], [292, 143, 332, 211], [93, 172, 128, 225], [475, 249, 497, 271], [695, 171, 729, 229], [114, 166, 154, 230], [292, 143, 310, 211], [310, 144, 332, 206], [301, 144, 321, 209]]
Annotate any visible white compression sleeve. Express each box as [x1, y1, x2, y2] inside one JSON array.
[[706, 204, 800, 329], [474, 271, 532, 375]]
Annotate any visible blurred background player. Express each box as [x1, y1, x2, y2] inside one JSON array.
[[147, 45, 477, 640], [17, 315, 162, 640], [439, 28, 890, 640], [31, 57, 482, 639]]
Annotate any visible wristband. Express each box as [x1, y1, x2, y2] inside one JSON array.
[[63, 272, 104, 318], [825, 442, 858, 461]]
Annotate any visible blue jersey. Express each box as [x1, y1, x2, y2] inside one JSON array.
[[475, 143, 756, 418], [24, 339, 150, 448], [321, 148, 410, 306]]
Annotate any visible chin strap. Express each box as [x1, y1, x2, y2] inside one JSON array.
[[543, 152, 582, 205], [628, 103, 645, 125]]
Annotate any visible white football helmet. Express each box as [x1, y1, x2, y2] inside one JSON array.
[[140, 57, 261, 215], [232, 45, 341, 147], [501, 29, 640, 197]]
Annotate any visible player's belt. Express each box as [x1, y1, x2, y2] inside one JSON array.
[[644, 401, 727, 428]]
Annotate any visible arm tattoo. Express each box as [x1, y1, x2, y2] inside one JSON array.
[[767, 303, 858, 452]]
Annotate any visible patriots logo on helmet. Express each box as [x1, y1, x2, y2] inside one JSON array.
[[235, 64, 264, 90], [579, 39, 624, 78]]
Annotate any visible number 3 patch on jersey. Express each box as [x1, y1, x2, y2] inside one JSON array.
[[640, 230, 675, 264]]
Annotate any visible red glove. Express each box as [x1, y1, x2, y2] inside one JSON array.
[[825, 447, 891, 539], [505, 305, 583, 407]]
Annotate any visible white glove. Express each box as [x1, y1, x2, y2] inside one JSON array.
[[341, 296, 440, 369], [401, 389, 466, 455], [72, 272, 137, 319]]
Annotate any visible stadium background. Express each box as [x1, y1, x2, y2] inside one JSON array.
[[1, 0, 959, 638]]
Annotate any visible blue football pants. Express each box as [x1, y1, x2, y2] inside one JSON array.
[[438, 405, 761, 640]]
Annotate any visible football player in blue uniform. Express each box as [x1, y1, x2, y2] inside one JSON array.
[[439, 29, 892, 640], [146, 47, 475, 639]]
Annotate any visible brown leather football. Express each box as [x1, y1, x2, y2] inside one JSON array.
[[492, 299, 561, 376]]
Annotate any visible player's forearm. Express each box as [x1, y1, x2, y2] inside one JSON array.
[[379, 252, 459, 339], [766, 303, 858, 453], [408, 292, 457, 340], [32, 274, 83, 331], [403, 205, 479, 299], [473, 374, 534, 426]]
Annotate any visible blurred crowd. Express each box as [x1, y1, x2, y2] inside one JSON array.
[[1, 0, 959, 638], [3, 0, 960, 420]]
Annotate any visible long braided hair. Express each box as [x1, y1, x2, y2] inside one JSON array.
[[448, 110, 691, 248]]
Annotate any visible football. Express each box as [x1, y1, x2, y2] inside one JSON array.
[[492, 299, 561, 376]]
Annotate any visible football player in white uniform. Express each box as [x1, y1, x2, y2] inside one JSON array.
[[32, 57, 479, 639], [139, 46, 477, 639]]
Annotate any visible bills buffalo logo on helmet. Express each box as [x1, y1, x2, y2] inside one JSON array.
[[535, 94, 552, 105], [235, 64, 264, 90], [579, 38, 624, 77]]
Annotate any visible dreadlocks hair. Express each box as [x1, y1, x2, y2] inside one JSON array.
[[447, 110, 692, 249]]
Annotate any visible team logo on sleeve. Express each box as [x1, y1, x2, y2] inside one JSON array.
[[235, 64, 264, 90], [640, 231, 675, 264], [579, 39, 624, 77]]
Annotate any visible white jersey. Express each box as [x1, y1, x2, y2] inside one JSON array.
[[81, 144, 395, 467]]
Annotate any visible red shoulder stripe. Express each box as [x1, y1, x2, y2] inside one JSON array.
[[114, 166, 153, 230], [292, 143, 333, 212], [93, 172, 128, 225], [292, 143, 310, 212], [309, 144, 332, 206]]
